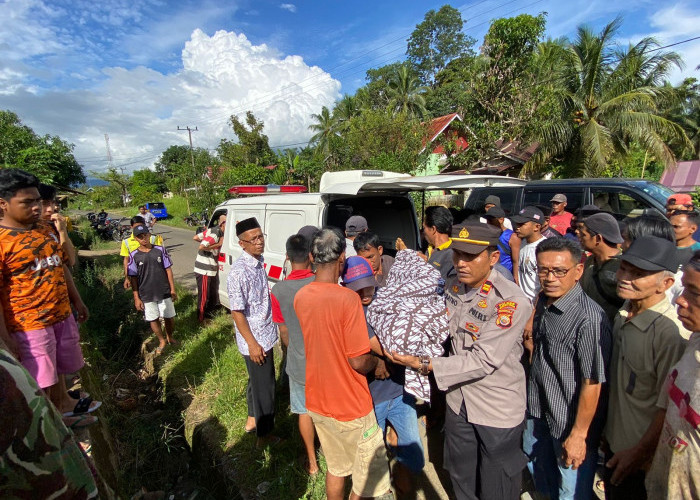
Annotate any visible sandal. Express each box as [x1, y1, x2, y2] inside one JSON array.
[[596, 479, 606, 493], [62, 397, 102, 417], [68, 389, 89, 400], [64, 414, 98, 430]]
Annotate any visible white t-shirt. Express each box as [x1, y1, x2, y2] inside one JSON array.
[[345, 238, 357, 257], [518, 235, 546, 303], [480, 216, 513, 231]]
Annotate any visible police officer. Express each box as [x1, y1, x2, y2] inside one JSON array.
[[390, 222, 531, 500]]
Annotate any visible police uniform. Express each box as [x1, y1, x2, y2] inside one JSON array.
[[431, 223, 532, 500]]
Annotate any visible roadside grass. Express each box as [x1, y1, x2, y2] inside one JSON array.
[[159, 305, 328, 499], [155, 195, 194, 230]]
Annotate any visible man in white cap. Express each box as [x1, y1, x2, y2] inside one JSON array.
[[549, 194, 573, 235]]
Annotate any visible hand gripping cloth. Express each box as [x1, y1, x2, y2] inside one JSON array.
[[366, 250, 449, 402]]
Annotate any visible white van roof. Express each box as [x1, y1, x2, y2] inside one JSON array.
[[320, 172, 527, 196]]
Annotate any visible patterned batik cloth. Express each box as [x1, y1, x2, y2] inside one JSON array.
[[366, 250, 449, 402]]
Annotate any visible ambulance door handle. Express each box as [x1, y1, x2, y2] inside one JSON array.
[[229, 255, 232, 265]]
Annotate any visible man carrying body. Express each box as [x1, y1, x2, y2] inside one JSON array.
[[578, 213, 624, 322], [524, 237, 611, 500], [604, 236, 688, 499], [390, 223, 531, 500], [193, 215, 226, 323], [270, 233, 318, 475], [345, 215, 368, 257], [423, 205, 455, 279], [646, 250, 700, 499], [294, 228, 391, 500], [227, 217, 278, 447], [512, 206, 547, 303], [549, 194, 573, 235]]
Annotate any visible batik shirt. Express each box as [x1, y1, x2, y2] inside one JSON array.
[[227, 251, 277, 356]]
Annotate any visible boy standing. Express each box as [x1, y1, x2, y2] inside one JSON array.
[[0, 169, 98, 416], [121, 215, 164, 289], [127, 224, 177, 353]]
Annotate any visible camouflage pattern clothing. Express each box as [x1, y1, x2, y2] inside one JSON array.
[[0, 349, 98, 499]]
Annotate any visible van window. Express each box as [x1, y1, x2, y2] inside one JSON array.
[[147, 203, 165, 209], [208, 210, 227, 229], [265, 211, 305, 254], [463, 188, 519, 217], [326, 196, 418, 252], [590, 188, 649, 219], [523, 188, 584, 213]]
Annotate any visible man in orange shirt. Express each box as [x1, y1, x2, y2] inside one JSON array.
[[549, 194, 574, 235], [0, 169, 99, 418], [294, 227, 391, 500]]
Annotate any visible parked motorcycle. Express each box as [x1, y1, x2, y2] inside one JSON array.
[[184, 210, 209, 228]]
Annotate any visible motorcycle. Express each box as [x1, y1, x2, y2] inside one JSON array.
[[184, 210, 209, 228]]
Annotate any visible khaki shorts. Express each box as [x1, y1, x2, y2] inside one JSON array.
[[309, 409, 391, 497]]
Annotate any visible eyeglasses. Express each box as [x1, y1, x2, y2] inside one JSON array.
[[240, 234, 266, 244], [537, 266, 574, 278]]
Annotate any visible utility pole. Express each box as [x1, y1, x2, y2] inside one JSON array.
[[177, 126, 198, 213]]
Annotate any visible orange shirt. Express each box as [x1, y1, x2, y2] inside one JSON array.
[[294, 282, 373, 421], [0, 223, 71, 332]]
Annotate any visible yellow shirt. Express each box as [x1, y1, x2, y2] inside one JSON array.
[[119, 234, 164, 257]]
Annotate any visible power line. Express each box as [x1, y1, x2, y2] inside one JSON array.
[[647, 36, 700, 53]]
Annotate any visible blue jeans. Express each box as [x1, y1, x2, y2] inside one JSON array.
[[523, 416, 598, 500], [373, 393, 425, 473]]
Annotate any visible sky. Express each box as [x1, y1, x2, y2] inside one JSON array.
[[1, 0, 699, 174]]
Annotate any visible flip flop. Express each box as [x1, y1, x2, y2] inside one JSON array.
[[62, 397, 102, 417], [68, 389, 89, 400], [64, 414, 98, 430]]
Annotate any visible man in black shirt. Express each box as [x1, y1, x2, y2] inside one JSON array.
[[127, 224, 177, 353], [524, 237, 611, 500]]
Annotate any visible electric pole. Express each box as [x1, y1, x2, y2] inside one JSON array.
[[177, 126, 198, 214]]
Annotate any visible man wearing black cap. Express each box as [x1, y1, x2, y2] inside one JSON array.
[[604, 236, 688, 499], [512, 206, 547, 302], [389, 222, 531, 500], [227, 217, 279, 446], [578, 213, 624, 322], [345, 215, 368, 257], [480, 194, 513, 230]]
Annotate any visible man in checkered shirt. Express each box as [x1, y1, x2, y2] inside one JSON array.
[[524, 237, 611, 500]]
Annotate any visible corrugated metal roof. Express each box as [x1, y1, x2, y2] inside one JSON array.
[[660, 160, 700, 192]]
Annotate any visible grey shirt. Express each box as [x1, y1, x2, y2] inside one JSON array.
[[432, 269, 532, 428]]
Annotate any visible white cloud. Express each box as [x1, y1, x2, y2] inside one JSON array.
[[0, 28, 341, 171], [280, 3, 297, 13]]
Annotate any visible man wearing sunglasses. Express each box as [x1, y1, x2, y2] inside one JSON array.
[[524, 237, 611, 500]]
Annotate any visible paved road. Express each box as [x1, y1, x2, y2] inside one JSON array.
[[158, 224, 199, 292]]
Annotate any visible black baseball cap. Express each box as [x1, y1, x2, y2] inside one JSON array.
[[450, 223, 501, 254], [582, 213, 623, 244], [484, 195, 501, 206], [484, 206, 506, 219], [511, 206, 545, 224], [622, 236, 678, 272], [133, 224, 149, 237]]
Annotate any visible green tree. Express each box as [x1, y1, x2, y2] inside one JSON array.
[[94, 168, 131, 207], [386, 64, 429, 118], [308, 106, 339, 159], [664, 78, 700, 159], [129, 168, 168, 205], [358, 62, 406, 110], [219, 111, 275, 167], [332, 94, 362, 131], [530, 18, 691, 177], [0, 110, 85, 186], [406, 5, 475, 86]]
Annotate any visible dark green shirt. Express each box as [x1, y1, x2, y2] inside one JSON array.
[[580, 253, 624, 322]]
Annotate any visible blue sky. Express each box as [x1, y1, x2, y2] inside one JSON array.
[[1, 0, 698, 171]]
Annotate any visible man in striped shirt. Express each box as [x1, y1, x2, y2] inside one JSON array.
[[193, 215, 226, 322], [524, 237, 611, 500]]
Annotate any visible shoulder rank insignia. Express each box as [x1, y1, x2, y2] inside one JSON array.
[[452, 284, 460, 293], [479, 281, 492, 295]]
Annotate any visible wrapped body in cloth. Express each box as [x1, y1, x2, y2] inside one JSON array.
[[366, 249, 449, 402]]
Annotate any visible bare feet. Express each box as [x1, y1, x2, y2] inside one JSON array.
[[245, 416, 256, 433]]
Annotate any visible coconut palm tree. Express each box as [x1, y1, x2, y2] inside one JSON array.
[[332, 94, 362, 131], [308, 106, 339, 157], [386, 64, 429, 119], [530, 18, 691, 176]]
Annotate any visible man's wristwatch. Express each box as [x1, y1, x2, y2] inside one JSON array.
[[419, 355, 430, 375]]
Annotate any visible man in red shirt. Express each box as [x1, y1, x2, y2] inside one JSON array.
[[294, 227, 391, 500], [549, 194, 574, 235]]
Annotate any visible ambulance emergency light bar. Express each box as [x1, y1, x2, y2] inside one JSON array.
[[228, 184, 308, 195]]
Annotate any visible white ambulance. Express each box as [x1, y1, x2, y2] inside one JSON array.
[[209, 170, 526, 307]]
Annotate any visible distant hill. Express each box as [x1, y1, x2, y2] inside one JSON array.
[[84, 177, 110, 188]]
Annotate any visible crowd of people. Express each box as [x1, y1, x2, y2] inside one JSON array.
[[2, 162, 699, 500], [228, 192, 699, 500]]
